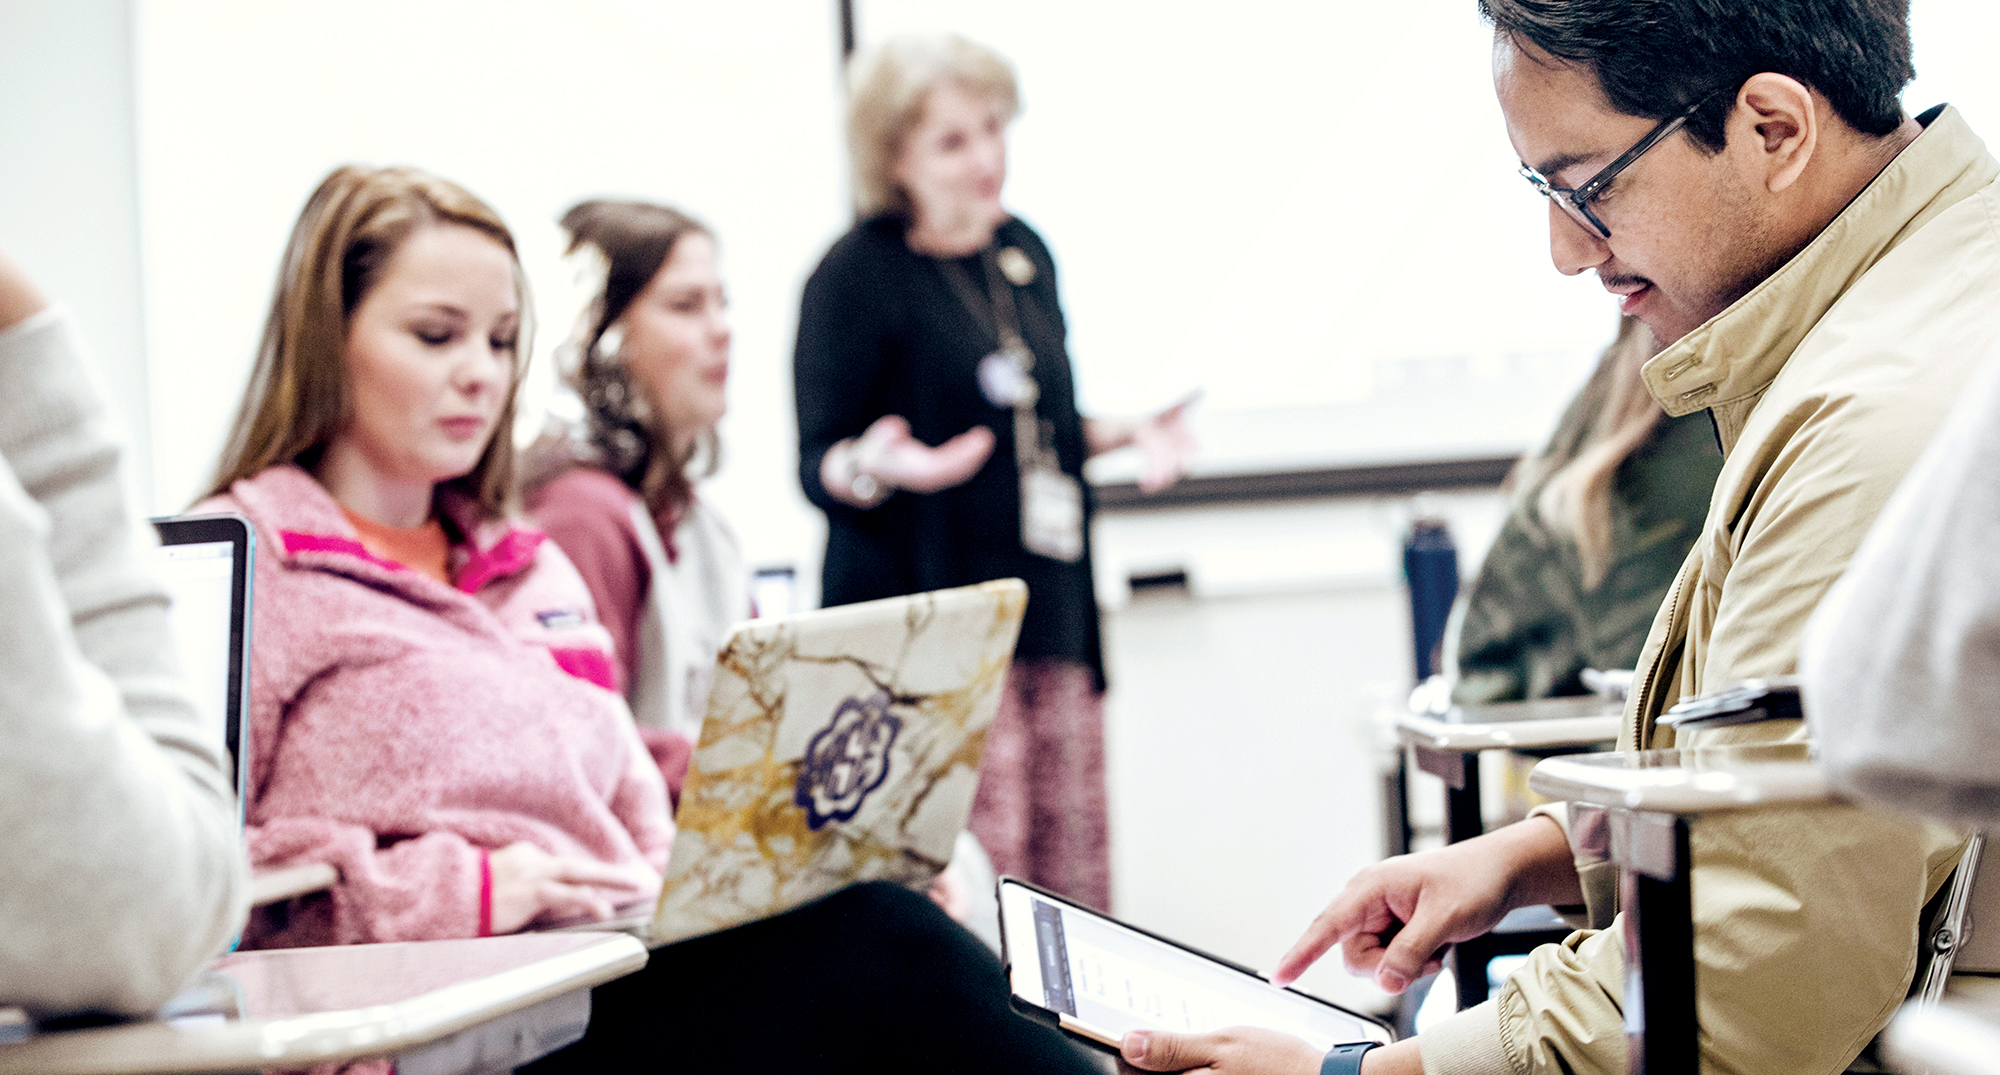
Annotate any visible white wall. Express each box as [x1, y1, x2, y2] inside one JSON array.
[[0, 0, 152, 506], [1906, 1, 2000, 131], [126, 0, 2000, 579]]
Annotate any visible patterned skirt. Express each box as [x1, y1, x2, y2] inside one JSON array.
[[968, 658, 1111, 911]]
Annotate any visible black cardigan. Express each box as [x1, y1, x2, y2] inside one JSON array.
[[793, 215, 1104, 688]]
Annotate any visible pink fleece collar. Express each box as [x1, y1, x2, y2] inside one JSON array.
[[241, 466, 548, 595], [453, 528, 545, 594], [279, 531, 408, 576], [279, 527, 545, 595]]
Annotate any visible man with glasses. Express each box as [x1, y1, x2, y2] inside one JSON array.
[[1122, 1, 2000, 1073]]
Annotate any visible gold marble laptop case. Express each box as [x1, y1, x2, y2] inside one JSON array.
[[649, 579, 1027, 945]]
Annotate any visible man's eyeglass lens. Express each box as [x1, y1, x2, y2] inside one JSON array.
[[1517, 87, 1727, 241]]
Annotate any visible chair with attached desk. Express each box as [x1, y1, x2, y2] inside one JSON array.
[[0, 517, 645, 1075], [1527, 739, 1830, 1074], [1526, 680, 1995, 1075]]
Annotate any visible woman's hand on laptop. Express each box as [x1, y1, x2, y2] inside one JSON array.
[[1271, 814, 1580, 994], [487, 842, 660, 934]]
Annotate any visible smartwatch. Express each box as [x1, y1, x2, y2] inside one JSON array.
[[1321, 1041, 1381, 1075]]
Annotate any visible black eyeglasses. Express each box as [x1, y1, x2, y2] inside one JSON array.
[[1518, 86, 1732, 240]]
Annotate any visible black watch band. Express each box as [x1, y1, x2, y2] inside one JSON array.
[[1321, 1041, 1381, 1075]]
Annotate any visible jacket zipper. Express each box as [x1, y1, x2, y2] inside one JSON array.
[[1632, 567, 1691, 750]]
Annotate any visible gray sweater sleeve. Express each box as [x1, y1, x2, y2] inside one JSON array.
[[0, 308, 247, 1017], [1804, 344, 2000, 829]]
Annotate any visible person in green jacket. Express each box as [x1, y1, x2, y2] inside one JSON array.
[[1450, 315, 1722, 705]]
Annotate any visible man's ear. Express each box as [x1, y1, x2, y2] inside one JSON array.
[[1730, 73, 1818, 194]]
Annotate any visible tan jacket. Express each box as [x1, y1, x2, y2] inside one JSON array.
[[1424, 107, 2000, 1075]]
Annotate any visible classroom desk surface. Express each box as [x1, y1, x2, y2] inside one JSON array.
[[1395, 696, 1624, 754], [1528, 742, 1827, 814], [0, 931, 646, 1075], [1885, 975, 2000, 1075]]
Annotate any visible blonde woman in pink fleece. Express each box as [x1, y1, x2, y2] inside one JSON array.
[[203, 165, 1097, 1074], [203, 165, 669, 944]]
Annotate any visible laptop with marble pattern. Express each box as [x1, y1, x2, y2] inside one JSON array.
[[649, 579, 1026, 946]]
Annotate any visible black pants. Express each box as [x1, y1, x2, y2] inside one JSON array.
[[521, 881, 1102, 1074]]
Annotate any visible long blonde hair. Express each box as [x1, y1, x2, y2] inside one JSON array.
[[1528, 316, 1665, 589], [206, 165, 530, 517]]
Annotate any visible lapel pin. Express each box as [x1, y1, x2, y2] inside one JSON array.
[[997, 246, 1036, 287]]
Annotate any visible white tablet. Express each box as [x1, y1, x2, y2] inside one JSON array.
[[998, 878, 1392, 1052]]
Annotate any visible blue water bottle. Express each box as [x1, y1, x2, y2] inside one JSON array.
[[1403, 507, 1460, 682]]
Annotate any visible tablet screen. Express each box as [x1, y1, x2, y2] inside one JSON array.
[[998, 880, 1389, 1051]]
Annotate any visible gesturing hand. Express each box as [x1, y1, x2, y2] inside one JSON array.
[[1271, 815, 1579, 995], [1128, 397, 1197, 494], [486, 842, 659, 935], [1083, 394, 1199, 494], [854, 414, 996, 494]]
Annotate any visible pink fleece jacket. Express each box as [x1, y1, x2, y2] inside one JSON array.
[[203, 466, 672, 948]]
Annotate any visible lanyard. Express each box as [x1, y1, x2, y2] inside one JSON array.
[[936, 250, 1050, 467], [934, 246, 1086, 563]]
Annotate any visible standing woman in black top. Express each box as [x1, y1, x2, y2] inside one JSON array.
[[794, 33, 1191, 911]]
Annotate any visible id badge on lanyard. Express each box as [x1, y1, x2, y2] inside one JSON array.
[[1020, 461, 1084, 563], [942, 249, 1087, 564]]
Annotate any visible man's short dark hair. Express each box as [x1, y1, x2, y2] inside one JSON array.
[[1479, 0, 1913, 153]]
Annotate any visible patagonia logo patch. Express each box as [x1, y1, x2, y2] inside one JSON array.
[[794, 688, 902, 830], [536, 609, 583, 630]]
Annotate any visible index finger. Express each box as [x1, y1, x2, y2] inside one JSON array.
[[1161, 388, 1204, 415], [1271, 893, 1400, 987]]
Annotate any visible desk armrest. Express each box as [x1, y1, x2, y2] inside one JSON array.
[[249, 863, 339, 907], [1396, 712, 1621, 753], [1527, 752, 1831, 814], [0, 933, 647, 1075]]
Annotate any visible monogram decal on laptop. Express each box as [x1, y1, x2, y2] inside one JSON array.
[[794, 687, 902, 830]]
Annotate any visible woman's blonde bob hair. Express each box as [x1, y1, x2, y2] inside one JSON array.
[[206, 164, 530, 518], [846, 33, 1019, 218]]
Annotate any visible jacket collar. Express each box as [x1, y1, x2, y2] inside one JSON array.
[[1641, 106, 1999, 448], [230, 465, 543, 595]]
